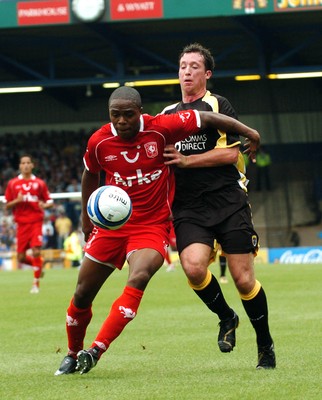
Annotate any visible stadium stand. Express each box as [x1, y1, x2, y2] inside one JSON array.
[[1, 130, 322, 259]]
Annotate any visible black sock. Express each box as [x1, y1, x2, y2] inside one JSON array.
[[193, 274, 233, 320], [219, 256, 226, 277], [242, 286, 273, 347]]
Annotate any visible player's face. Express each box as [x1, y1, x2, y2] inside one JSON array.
[[19, 157, 34, 175], [179, 52, 212, 96], [109, 99, 142, 140]]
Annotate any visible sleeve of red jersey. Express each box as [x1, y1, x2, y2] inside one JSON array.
[[83, 135, 102, 174], [156, 109, 201, 144], [41, 180, 53, 203]]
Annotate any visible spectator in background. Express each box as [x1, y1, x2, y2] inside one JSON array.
[[0, 129, 91, 196], [66, 178, 82, 193], [54, 209, 73, 249], [0, 221, 16, 250], [256, 146, 272, 191], [64, 227, 83, 268], [0, 209, 14, 227], [0, 239, 9, 270], [0, 180, 4, 196], [2, 160, 16, 181], [42, 215, 56, 249], [3, 154, 53, 293], [65, 178, 82, 228]]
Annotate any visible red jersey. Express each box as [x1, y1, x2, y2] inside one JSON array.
[[4, 174, 53, 224], [83, 110, 201, 225]]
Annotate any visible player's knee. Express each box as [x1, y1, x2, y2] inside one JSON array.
[[183, 262, 208, 285], [73, 296, 92, 309], [234, 274, 256, 295], [74, 285, 95, 308], [33, 249, 41, 258], [127, 270, 153, 290], [17, 253, 25, 263]]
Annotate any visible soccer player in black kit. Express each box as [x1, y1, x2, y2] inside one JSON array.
[[162, 43, 276, 369]]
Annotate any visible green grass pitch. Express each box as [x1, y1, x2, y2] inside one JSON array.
[[0, 262, 321, 400]]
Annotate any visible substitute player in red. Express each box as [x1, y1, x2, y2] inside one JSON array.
[[4, 155, 53, 293], [55, 86, 260, 376]]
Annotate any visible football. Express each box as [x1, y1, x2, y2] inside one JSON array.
[[87, 185, 132, 230]]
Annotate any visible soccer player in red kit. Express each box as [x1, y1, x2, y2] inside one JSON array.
[[4, 155, 53, 293], [55, 86, 260, 375]]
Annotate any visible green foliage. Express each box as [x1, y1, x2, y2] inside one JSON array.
[[0, 263, 321, 400]]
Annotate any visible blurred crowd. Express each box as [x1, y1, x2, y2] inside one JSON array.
[[0, 128, 96, 254], [0, 128, 94, 195], [0, 203, 82, 251]]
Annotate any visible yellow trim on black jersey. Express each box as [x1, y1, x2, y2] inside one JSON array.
[[202, 91, 248, 191], [202, 92, 228, 148], [237, 152, 249, 191], [202, 91, 241, 148], [202, 90, 219, 113]]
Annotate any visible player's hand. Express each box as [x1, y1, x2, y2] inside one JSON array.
[[16, 191, 24, 203], [163, 145, 188, 168], [243, 130, 260, 163], [82, 218, 94, 242]]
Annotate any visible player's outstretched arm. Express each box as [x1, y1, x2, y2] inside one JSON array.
[[199, 111, 260, 162], [164, 145, 239, 168]]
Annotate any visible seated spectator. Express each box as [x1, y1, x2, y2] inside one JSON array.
[[0, 221, 16, 250], [66, 178, 81, 193], [64, 228, 83, 268], [54, 209, 73, 249], [0, 209, 14, 227], [42, 215, 56, 249]]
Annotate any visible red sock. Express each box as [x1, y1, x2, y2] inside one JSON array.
[[164, 250, 171, 265], [92, 286, 144, 355], [66, 298, 93, 357], [31, 256, 43, 281]]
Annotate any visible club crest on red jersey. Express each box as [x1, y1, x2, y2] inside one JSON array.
[[178, 111, 192, 123], [22, 182, 33, 191], [144, 142, 158, 158]]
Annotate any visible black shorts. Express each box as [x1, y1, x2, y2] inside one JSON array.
[[174, 205, 259, 255]]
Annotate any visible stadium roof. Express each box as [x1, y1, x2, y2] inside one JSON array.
[[0, 10, 321, 103]]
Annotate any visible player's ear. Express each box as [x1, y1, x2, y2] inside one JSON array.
[[206, 70, 212, 80]]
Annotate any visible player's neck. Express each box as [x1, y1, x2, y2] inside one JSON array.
[[22, 173, 32, 180], [182, 88, 207, 104]]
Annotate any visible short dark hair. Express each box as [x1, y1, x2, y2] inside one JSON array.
[[109, 86, 142, 108], [20, 154, 34, 163], [179, 43, 215, 73]]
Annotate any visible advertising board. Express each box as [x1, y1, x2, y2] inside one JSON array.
[[1, 0, 321, 28]]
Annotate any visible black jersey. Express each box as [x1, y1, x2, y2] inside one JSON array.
[[161, 91, 248, 226]]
